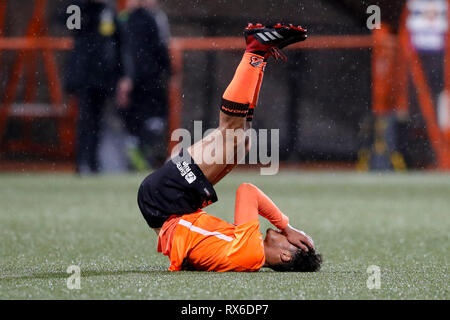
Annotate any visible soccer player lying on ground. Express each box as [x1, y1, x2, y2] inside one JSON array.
[[137, 23, 322, 272]]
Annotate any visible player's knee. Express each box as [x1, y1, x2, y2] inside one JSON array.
[[237, 183, 256, 195]]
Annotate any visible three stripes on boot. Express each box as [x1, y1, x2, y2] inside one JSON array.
[[254, 30, 284, 42]]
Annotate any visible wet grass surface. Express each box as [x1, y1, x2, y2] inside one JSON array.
[[0, 171, 448, 299]]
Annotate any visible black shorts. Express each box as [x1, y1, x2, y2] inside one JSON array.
[[137, 151, 218, 228]]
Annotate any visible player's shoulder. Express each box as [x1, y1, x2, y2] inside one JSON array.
[[178, 210, 226, 227], [195, 211, 236, 230], [177, 210, 206, 224], [234, 219, 260, 233]]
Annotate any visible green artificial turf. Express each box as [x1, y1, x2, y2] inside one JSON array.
[[0, 171, 448, 299]]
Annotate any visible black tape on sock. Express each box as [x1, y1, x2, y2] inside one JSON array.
[[220, 98, 249, 117]]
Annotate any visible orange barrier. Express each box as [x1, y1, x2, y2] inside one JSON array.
[[170, 35, 375, 51], [0, 0, 448, 169], [0, 0, 75, 160], [0, 33, 395, 165], [393, 1, 450, 169], [445, 0, 450, 168], [372, 25, 396, 116], [117, 0, 128, 12], [0, 37, 73, 50]]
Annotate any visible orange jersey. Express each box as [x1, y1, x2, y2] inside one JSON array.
[[157, 210, 265, 272]]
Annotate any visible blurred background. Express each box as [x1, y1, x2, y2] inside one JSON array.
[[0, 0, 449, 174]]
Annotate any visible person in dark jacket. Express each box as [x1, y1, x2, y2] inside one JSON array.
[[116, 0, 171, 170], [65, 0, 129, 174]]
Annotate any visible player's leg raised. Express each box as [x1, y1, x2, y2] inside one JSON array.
[[188, 51, 267, 183]]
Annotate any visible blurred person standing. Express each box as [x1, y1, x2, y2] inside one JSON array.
[[64, 0, 128, 174], [116, 0, 171, 170]]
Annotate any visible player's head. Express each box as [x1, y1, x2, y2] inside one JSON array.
[[263, 228, 322, 272]]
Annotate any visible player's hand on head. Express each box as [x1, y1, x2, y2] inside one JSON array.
[[281, 224, 314, 252]]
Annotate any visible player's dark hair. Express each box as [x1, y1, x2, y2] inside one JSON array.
[[271, 248, 323, 272]]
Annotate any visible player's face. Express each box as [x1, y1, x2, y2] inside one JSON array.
[[264, 228, 294, 248], [263, 228, 297, 266]]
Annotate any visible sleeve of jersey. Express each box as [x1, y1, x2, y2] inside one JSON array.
[[234, 183, 289, 230], [259, 202, 289, 231], [227, 220, 265, 271]]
